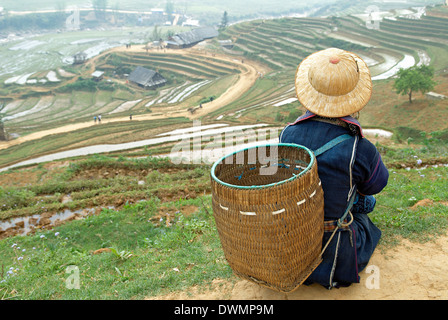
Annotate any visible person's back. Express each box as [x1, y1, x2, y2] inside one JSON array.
[[280, 48, 389, 288]]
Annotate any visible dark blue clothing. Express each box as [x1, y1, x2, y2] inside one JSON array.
[[279, 111, 389, 288]]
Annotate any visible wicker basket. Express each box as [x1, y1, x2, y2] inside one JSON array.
[[210, 143, 324, 293]]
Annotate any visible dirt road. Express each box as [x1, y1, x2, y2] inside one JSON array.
[[0, 45, 266, 151], [151, 233, 448, 300]]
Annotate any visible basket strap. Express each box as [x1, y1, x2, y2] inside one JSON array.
[[319, 134, 359, 258], [314, 133, 358, 224], [314, 134, 352, 157]]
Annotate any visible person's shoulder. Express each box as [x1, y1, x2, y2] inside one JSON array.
[[356, 136, 381, 164], [357, 136, 378, 152]]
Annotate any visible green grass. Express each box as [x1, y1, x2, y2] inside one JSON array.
[[0, 196, 232, 299], [0, 156, 232, 299], [0, 145, 448, 299], [373, 166, 448, 247], [1, 8, 448, 299], [0, 155, 209, 220]]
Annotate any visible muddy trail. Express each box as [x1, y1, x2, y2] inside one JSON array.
[[150, 233, 448, 300]]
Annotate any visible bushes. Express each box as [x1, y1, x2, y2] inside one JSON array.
[[56, 79, 98, 93], [394, 127, 426, 144], [198, 96, 216, 104], [96, 81, 115, 91], [394, 127, 448, 146], [0, 187, 35, 211], [55, 78, 132, 93]]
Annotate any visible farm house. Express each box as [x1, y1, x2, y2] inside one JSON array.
[[91, 70, 104, 81], [73, 52, 87, 64], [166, 27, 219, 49], [128, 66, 167, 89]]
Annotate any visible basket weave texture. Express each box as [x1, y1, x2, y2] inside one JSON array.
[[210, 144, 324, 293]]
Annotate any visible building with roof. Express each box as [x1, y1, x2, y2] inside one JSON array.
[[128, 66, 167, 89], [219, 39, 234, 49], [91, 70, 104, 81], [73, 52, 87, 64], [166, 27, 219, 49]]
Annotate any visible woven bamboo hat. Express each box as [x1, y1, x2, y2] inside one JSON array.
[[295, 48, 372, 118]]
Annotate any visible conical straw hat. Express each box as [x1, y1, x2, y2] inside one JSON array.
[[295, 48, 372, 118]]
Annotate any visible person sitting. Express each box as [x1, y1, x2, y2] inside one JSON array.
[[279, 48, 389, 289]]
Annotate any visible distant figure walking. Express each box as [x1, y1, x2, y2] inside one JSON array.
[[130, 114, 132, 120], [98, 115, 102, 123], [94, 116, 97, 123]]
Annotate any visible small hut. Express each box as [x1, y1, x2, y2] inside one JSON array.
[[92, 70, 104, 82], [73, 52, 87, 64], [219, 39, 234, 49], [128, 66, 167, 89], [166, 27, 218, 49]]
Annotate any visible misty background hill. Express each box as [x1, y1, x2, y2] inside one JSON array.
[[0, 0, 444, 29]]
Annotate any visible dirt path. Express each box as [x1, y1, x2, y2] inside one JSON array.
[[150, 234, 448, 300], [0, 45, 265, 151]]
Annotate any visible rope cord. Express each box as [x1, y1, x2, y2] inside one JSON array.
[[318, 135, 359, 257]]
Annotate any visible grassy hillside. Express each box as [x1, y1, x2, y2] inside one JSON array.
[[2, 7, 447, 171], [0, 143, 447, 299], [0, 5, 448, 300], [211, 9, 448, 131]]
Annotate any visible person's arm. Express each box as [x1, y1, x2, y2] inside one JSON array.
[[353, 138, 389, 196], [357, 152, 389, 196]]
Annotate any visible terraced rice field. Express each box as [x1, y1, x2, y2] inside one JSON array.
[[209, 11, 447, 122], [1, 46, 243, 136], [1, 7, 447, 169]]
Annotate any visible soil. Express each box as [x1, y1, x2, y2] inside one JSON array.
[[150, 233, 448, 300]]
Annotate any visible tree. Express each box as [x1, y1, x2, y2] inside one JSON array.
[[0, 118, 6, 141], [151, 25, 161, 41], [393, 65, 436, 103], [0, 103, 7, 141], [165, 0, 174, 22], [56, 0, 66, 13], [219, 11, 228, 30], [93, 0, 108, 19]]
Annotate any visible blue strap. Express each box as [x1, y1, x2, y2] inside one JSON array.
[[313, 134, 356, 225], [314, 134, 352, 157]]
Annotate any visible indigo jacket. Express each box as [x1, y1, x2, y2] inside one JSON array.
[[279, 111, 389, 288]]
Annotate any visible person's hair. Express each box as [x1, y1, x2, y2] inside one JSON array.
[[350, 112, 360, 120]]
